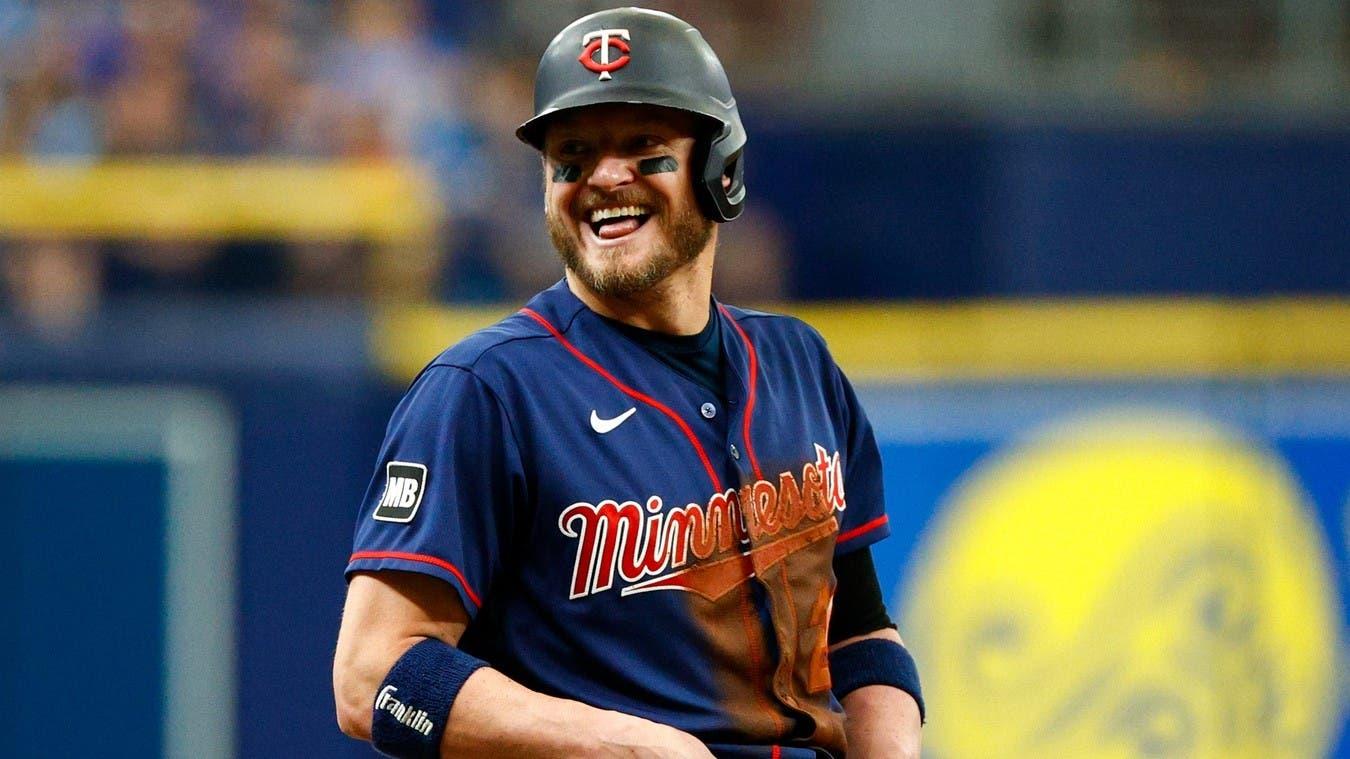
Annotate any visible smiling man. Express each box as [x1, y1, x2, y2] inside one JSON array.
[[334, 8, 923, 759], [544, 105, 713, 302]]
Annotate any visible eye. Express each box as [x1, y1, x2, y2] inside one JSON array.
[[555, 140, 589, 158], [631, 135, 663, 151]]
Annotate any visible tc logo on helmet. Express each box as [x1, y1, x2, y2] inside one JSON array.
[[579, 29, 630, 80]]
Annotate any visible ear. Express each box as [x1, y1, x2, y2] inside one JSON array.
[[722, 174, 732, 191]]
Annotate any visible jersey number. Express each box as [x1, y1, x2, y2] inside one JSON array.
[[806, 581, 833, 693]]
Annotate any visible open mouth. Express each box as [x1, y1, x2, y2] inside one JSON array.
[[587, 204, 653, 240]]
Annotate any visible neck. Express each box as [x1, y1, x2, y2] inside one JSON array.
[[566, 246, 716, 336]]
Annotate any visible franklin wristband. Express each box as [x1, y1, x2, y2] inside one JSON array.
[[829, 638, 925, 723], [371, 638, 488, 758]]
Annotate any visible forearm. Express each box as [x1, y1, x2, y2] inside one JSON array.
[[337, 637, 673, 758], [833, 628, 922, 759], [335, 574, 710, 758], [841, 684, 922, 759]]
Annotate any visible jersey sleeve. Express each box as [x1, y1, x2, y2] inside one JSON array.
[[346, 364, 525, 619], [832, 363, 891, 556]]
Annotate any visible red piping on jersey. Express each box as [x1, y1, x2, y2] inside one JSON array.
[[520, 307, 722, 492], [718, 305, 765, 482], [837, 514, 889, 544], [349, 550, 482, 608]]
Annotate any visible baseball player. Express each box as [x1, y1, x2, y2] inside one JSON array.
[[334, 8, 923, 758]]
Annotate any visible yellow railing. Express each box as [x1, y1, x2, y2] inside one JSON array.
[[0, 160, 440, 241]]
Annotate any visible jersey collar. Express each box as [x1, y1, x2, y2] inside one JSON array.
[[522, 278, 756, 407]]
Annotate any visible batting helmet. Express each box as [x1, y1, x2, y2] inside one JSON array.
[[516, 7, 746, 222]]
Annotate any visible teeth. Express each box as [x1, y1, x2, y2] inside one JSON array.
[[589, 205, 650, 223]]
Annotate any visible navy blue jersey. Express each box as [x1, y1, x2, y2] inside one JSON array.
[[348, 280, 890, 757]]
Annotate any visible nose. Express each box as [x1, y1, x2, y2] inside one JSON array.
[[587, 153, 636, 192]]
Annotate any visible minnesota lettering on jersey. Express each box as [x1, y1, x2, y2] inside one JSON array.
[[560, 444, 846, 600]]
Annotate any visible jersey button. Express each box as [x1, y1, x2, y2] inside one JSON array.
[[700, 402, 716, 419], [730, 443, 741, 460]]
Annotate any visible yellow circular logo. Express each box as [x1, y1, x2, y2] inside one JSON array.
[[900, 412, 1342, 758]]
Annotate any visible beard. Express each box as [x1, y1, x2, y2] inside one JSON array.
[[547, 191, 714, 298]]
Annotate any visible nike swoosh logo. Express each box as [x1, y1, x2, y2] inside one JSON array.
[[590, 407, 637, 434]]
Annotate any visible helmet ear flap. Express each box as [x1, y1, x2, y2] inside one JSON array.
[[697, 126, 746, 223]]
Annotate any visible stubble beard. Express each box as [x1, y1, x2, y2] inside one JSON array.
[[547, 197, 714, 298]]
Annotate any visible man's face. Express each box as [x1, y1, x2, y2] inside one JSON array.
[[542, 104, 714, 298]]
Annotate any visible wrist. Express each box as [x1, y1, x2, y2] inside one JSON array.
[[590, 706, 692, 755], [573, 702, 627, 754], [590, 705, 649, 743], [530, 696, 635, 755]]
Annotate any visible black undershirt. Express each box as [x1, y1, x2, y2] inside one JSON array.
[[597, 305, 895, 643], [598, 305, 725, 397], [828, 546, 896, 644]]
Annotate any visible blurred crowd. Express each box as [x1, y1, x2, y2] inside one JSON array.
[[0, 0, 799, 337], [3, 0, 1344, 338]]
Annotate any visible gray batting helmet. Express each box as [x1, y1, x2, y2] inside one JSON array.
[[516, 7, 746, 222]]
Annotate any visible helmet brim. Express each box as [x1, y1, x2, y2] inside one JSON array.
[[516, 96, 730, 150]]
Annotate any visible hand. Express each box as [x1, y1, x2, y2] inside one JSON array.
[[595, 710, 717, 758]]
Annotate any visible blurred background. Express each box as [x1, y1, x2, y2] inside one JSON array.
[[1, 0, 1347, 756]]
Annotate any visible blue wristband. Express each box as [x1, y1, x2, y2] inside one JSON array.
[[371, 638, 488, 758], [829, 638, 925, 723]]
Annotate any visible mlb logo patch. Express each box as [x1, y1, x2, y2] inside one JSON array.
[[373, 462, 428, 523]]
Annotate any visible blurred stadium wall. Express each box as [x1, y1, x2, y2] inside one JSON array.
[[1, 1, 1348, 757]]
